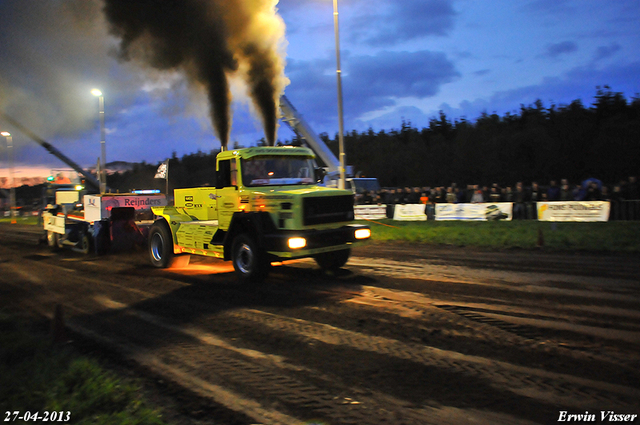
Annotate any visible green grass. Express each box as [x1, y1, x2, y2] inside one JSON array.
[[361, 220, 640, 253], [0, 215, 40, 225], [3, 214, 639, 253], [0, 311, 166, 425]]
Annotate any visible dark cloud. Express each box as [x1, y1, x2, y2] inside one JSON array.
[[542, 41, 578, 58], [592, 43, 621, 62], [347, 51, 459, 100], [347, 0, 456, 46], [522, 0, 574, 15], [284, 50, 459, 131], [428, 60, 640, 128]]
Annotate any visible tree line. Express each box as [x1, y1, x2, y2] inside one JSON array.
[[6, 86, 640, 206], [323, 86, 639, 188]]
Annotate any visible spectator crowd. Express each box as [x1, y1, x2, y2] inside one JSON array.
[[357, 176, 640, 220]]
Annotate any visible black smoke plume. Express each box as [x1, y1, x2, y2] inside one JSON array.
[[102, 0, 287, 148]]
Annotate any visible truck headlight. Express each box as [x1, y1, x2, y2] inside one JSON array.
[[355, 228, 371, 240], [288, 237, 307, 249]]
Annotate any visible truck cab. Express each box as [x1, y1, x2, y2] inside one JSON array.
[[148, 146, 371, 281]]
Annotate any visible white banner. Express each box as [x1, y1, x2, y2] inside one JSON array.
[[393, 204, 427, 221], [84, 194, 167, 222], [354, 204, 388, 220], [435, 203, 513, 221], [537, 202, 610, 222]]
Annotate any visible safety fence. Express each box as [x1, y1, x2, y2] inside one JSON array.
[[355, 200, 640, 222]]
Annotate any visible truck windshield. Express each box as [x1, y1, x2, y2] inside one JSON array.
[[241, 156, 316, 187]]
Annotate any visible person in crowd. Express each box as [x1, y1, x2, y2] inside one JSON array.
[[489, 185, 501, 202], [560, 179, 572, 201], [527, 182, 541, 219], [572, 184, 583, 201], [513, 182, 526, 219], [470, 189, 484, 203], [482, 186, 490, 202], [628, 177, 639, 220], [361, 190, 373, 205], [446, 187, 457, 203], [627, 176, 638, 200], [455, 187, 466, 203], [433, 187, 445, 203], [503, 186, 513, 202], [547, 180, 560, 201], [400, 187, 411, 204], [384, 188, 398, 218], [411, 187, 422, 204], [610, 185, 623, 220], [465, 185, 475, 203], [585, 182, 602, 201]]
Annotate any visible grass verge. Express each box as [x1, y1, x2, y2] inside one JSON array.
[[3, 215, 639, 252], [0, 310, 166, 425], [0, 216, 40, 225], [362, 220, 640, 253]]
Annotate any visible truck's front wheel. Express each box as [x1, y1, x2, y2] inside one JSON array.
[[149, 221, 174, 268], [231, 234, 269, 282], [315, 249, 351, 271]]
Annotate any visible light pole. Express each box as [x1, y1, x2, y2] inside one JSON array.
[[333, 0, 346, 189], [91, 89, 107, 193], [1, 131, 16, 223]]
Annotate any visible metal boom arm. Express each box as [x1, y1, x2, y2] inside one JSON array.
[[0, 113, 103, 191], [279, 95, 340, 173]]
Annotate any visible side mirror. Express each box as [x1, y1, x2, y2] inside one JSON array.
[[315, 167, 326, 183]]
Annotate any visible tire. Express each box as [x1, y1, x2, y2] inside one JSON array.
[[231, 233, 269, 282], [78, 232, 91, 255], [315, 249, 351, 271], [47, 231, 61, 252], [148, 221, 175, 268]]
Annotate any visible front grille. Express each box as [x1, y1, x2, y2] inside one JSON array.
[[303, 195, 354, 225]]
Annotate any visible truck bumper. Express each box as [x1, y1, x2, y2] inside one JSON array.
[[264, 224, 370, 259]]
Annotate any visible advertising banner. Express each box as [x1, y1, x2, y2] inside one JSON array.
[[393, 204, 427, 221], [537, 202, 610, 222], [435, 203, 513, 221], [354, 204, 388, 220], [84, 194, 167, 222]]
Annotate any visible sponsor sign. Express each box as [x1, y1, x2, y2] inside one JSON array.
[[354, 205, 387, 220], [393, 204, 427, 221], [435, 203, 513, 221], [84, 194, 167, 222], [537, 201, 610, 222]]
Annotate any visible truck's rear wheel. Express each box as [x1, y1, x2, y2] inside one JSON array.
[[47, 231, 61, 252], [78, 232, 91, 255], [149, 221, 174, 268], [315, 248, 351, 271], [231, 234, 269, 282]]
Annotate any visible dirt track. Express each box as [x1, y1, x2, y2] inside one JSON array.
[[1, 223, 639, 424]]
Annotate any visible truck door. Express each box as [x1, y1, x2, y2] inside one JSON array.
[[216, 159, 239, 229]]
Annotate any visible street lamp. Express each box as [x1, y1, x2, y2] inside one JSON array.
[[333, 0, 346, 190], [1, 131, 16, 223], [91, 89, 106, 193]]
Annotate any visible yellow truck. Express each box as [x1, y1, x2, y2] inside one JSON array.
[[148, 146, 371, 281]]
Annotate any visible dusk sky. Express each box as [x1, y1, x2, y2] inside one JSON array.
[[1, 0, 639, 179]]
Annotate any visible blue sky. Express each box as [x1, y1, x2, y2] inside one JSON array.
[[0, 0, 639, 177]]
